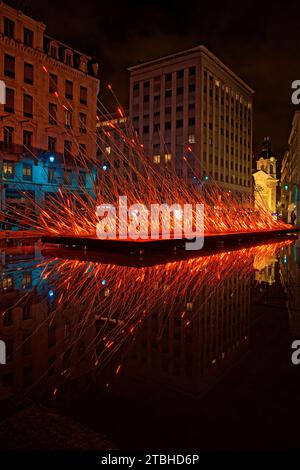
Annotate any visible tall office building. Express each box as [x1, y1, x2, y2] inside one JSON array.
[[0, 2, 99, 224], [128, 45, 254, 195]]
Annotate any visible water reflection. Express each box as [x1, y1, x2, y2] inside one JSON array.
[[0, 238, 296, 403]]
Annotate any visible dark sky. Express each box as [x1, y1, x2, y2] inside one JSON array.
[[7, 0, 300, 159]]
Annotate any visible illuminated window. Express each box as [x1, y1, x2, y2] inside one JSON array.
[[186, 302, 193, 311], [188, 134, 195, 144], [79, 57, 88, 73], [164, 153, 172, 163], [3, 160, 14, 178], [153, 155, 160, 164], [3, 276, 14, 290], [22, 163, 32, 181], [105, 146, 111, 155], [215, 79, 220, 87]]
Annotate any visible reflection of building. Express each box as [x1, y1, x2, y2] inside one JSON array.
[[281, 111, 300, 223], [128, 46, 254, 194], [0, 2, 99, 223], [279, 239, 300, 335], [254, 249, 276, 285], [122, 267, 252, 398], [253, 137, 278, 214], [0, 248, 95, 397]]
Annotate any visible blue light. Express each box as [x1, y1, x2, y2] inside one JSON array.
[[48, 289, 54, 297], [284, 184, 289, 190], [49, 155, 55, 163], [102, 165, 108, 171], [204, 176, 209, 181], [102, 279, 106, 286]]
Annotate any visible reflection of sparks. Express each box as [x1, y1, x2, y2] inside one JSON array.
[[0, 239, 293, 400]]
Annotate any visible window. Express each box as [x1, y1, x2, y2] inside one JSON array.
[[3, 160, 14, 178], [79, 57, 87, 72], [64, 140, 72, 158], [4, 17, 14, 38], [3, 275, 14, 290], [23, 130, 33, 149], [49, 73, 58, 93], [79, 143, 86, 157], [80, 86, 87, 104], [105, 146, 111, 155], [177, 86, 184, 95], [65, 80, 73, 99], [78, 172, 86, 186], [24, 62, 34, 84], [24, 27, 33, 47], [165, 122, 171, 130], [49, 43, 58, 59], [165, 153, 172, 163], [176, 119, 183, 128], [4, 88, 14, 113], [22, 273, 32, 289], [64, 51, 73, 66], [49, 103, 57, 124], [4, 54, 15, 78], [165, 73, 172, 82], [143, 125, 149, 133], [177, 70, 184, 79], [188, 134, 195, 144], [165, 89, 172, 98], [153, 155, 160, 164], [189, 66, 196, 76], [188, 117, 195, 126], [48, 167, 56, 183], [79, 113, 87, 133], [189, 83, 195, 93], [23, 93, 33, 117], [48, 136, 56, 152], [64, 109, 72, 128], [23, 163, 32, 181], [4, 126, 13, 145], [63, 169, 72, 185]]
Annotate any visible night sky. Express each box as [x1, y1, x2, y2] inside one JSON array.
[[7, 0, 300, 160]]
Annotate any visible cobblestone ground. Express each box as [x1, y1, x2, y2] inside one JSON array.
[[0, 404, 116, 450]]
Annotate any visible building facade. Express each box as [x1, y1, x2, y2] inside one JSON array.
[[281, 110, 300, 224], [253, 137, 278, 214], [128, 46, 254, 194], [0, 2, 99, 228]]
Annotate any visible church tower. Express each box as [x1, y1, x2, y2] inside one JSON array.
[[253, 137, 278, 214]]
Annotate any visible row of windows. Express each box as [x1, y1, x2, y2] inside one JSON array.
[[3, 16, 33, 46], [3, 89, 87, 131], [3, 56, 88, 104], [132, 67, 196, 92], [3, 16, 88, 73], [2, 160, 87, 185]]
